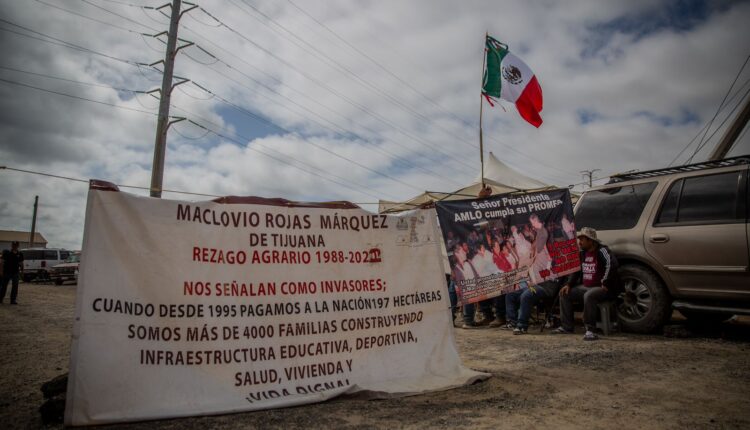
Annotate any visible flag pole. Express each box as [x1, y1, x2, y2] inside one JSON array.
[[479, 32, 488, 188]]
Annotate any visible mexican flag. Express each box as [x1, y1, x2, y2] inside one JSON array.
[[483, 36, 543, 128]]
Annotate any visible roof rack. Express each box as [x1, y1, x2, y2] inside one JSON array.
[[607, 155, 750, 183]]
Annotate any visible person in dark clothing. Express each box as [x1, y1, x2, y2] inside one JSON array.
[[1, 241, 24, 304], [553, 227, 623, 340]]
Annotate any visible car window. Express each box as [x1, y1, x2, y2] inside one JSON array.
[[23, 250, 44, 260], [575, 182, 657, 230], [657, 171, 742, 225], [656, 180, 682, 224], [44, 250, 58, 260], [60, 251, 70, 260]]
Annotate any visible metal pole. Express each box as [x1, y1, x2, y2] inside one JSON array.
[[479, 32, 488, 187], [580, 169, 600, 188], [150, 0, 182, 198], [29, 195, 38, 248], [708, 95, 750, 161]]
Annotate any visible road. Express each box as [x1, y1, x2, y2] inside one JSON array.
[[1, 282, 748, 429]]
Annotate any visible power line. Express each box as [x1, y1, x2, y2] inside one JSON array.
[[232, 0, 480, 153], [0, 165, 384, 205], [0, 19, 144, 66], [0, 65, 147, 93], [283, 0, 577, 184], [692, 55, 750, 159], [78, 0, 578, 184], [0, 77, 158, 116], [189, 7, 479, 172], [178, 23, 468, 187], [687, 82, 750, 163], [21, 4, 466, 191], [669, 76, 750, 166], [79, 0, 159, 33], [0, 40, 415, 200], [0, 74, 394, 201], [34, 0, 147, 35]]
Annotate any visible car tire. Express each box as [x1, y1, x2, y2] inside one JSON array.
[[54, 279, 63, 286], [679, 310, 733, 326], [616, 264, 671, 333]]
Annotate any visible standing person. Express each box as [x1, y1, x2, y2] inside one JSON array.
[[0, 241, 24, 305], [529, 214, 551, 284], [553, 227, 623, 340]]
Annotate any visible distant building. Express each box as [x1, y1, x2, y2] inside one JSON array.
[[0, 230, 48, 250]]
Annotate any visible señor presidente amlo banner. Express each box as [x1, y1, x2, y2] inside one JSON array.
[[436, 189, 580, 305]]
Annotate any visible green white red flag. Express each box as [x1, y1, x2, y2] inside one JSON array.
[[482, 36, 544, 128]]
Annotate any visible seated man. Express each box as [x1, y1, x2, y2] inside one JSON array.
[[505, 280, 558, 335], [553, 227, 623, 341]]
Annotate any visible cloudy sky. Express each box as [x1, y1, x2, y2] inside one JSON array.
[[1, 0, 749, 250]]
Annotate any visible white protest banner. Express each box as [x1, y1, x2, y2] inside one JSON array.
[[65, 183, 487, 425]]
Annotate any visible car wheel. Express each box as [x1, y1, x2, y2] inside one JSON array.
[[22, 274, 34, 283], [678, 310, 733, 326], [616, 264, 671, 333], [54, 279, 63, 286]]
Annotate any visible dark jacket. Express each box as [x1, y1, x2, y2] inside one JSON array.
[[564, 245, 623, 295]]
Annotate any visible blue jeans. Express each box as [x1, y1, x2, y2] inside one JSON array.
[[505, 283, 551, 329]]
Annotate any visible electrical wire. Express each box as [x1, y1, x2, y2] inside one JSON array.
[[3, 11, 460, 192], [233, 0, 577, 184], [0, 77, 158, 116], [180, 23, 469, 186], [35, 0, 148, 35], [669, 76, 750, 165], [0, 69, 400, 201], [79, 0, 158, 33], [691, 55, 750, 160], [191, 8, 479, 172]]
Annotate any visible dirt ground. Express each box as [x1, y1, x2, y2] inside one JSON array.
[[1, 282, 749, 429]]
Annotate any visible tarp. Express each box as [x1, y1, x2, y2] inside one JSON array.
[[379, 152, 552, 214], [65, 184, 487, 426]]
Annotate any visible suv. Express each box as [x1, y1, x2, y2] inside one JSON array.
[[574, 156, 749, 333], [49, 252, 81, 285], [20, 248, 71, 282]]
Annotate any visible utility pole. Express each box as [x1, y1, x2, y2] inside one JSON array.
[[149, 0, 195, 198], [29, 195, 38, 248], [580, 169, 600, 188]]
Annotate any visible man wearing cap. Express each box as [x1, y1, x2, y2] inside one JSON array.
[[0, 241, 24, 305], [553, 227, 623, 340]]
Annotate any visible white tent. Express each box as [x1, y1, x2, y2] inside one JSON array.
[[378, 152, 552, 213]]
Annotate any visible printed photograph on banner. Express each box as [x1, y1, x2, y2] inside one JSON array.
[[435, 189, 580, 305]]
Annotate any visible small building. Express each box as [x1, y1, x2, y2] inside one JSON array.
[[0, 230, 48, 250]]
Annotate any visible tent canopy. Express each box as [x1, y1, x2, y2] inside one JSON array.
[[379, 152, 553, 213]]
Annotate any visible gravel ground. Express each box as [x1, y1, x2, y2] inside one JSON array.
[[1, 282, 749, 429]]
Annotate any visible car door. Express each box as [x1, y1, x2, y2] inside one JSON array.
[[644, 167, 749, 299]]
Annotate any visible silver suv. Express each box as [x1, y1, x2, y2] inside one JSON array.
[[574, 156, 749, 333]]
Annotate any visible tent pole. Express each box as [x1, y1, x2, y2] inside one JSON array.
[[479, 32, 488, 188]]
